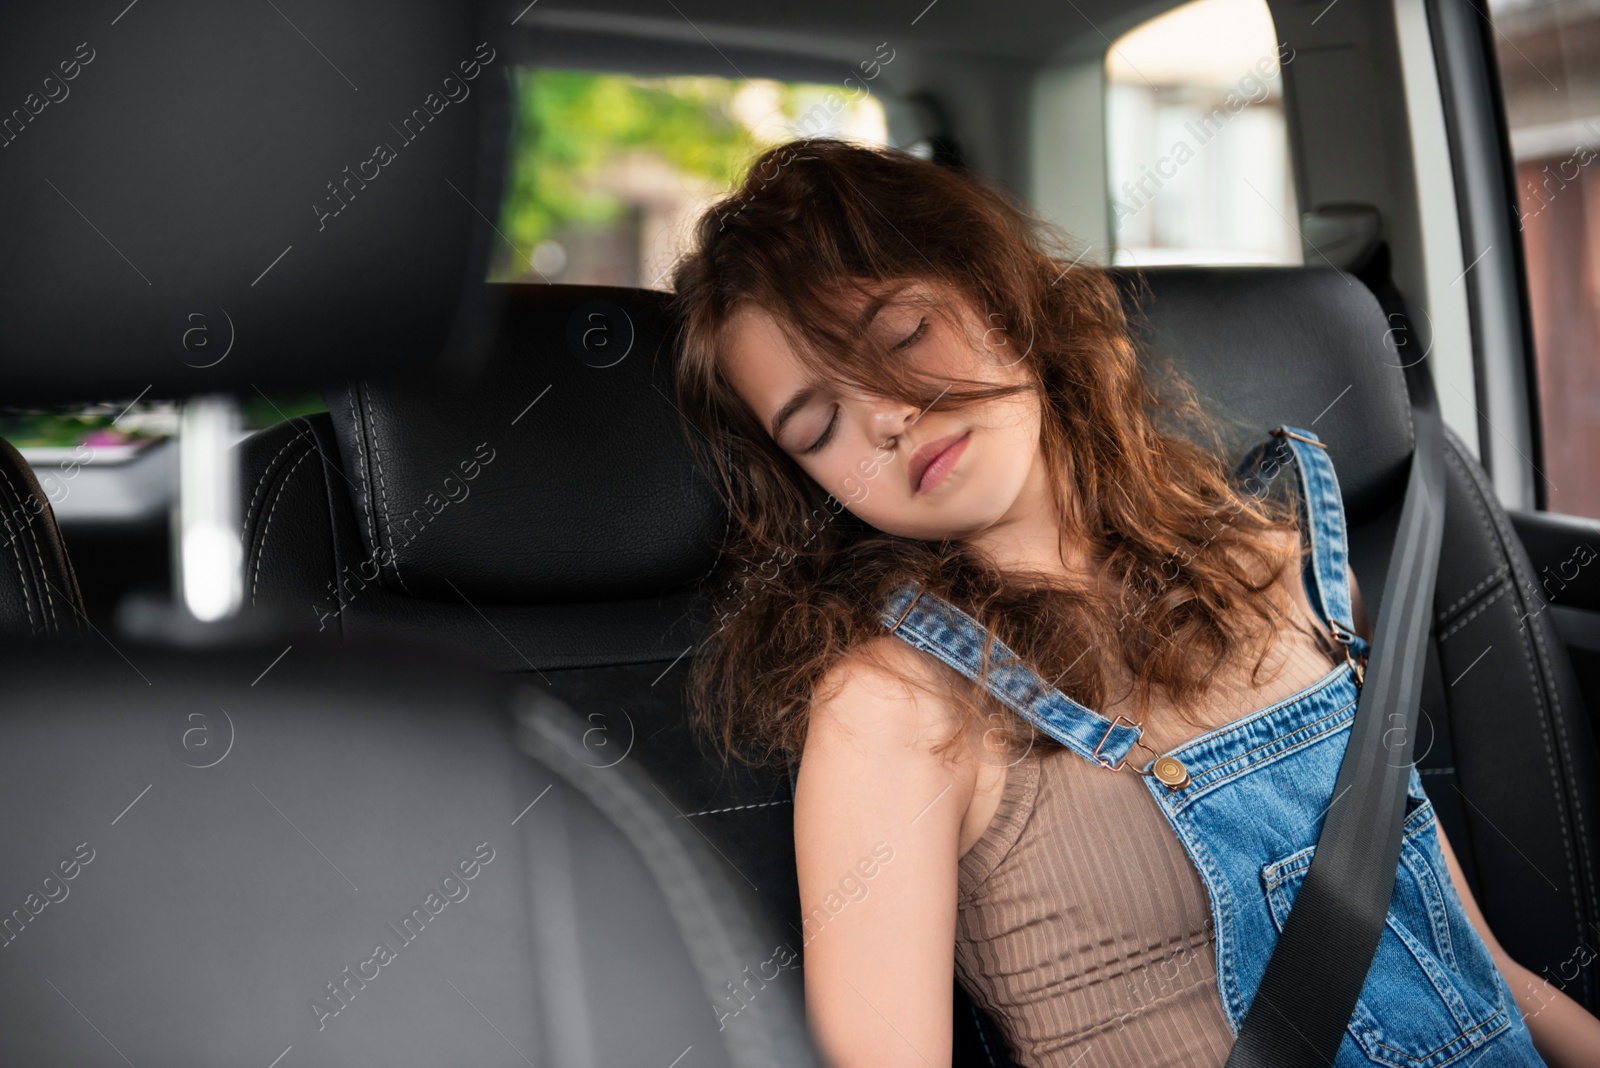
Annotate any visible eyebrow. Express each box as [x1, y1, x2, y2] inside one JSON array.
[[770, 386, 818, 441], [767, 298, 890, 442]]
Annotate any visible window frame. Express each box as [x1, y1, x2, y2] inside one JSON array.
[[1425, 0, 1545, 512]]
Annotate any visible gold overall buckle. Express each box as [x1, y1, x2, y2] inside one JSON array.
[[1091, 714, 1190, 788], [1092, 714, 1152, 772]]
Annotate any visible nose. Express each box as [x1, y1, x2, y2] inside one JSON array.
[[867, 396, 921, 451]]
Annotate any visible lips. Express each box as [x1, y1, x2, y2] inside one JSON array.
[[909, 431, 969, 494]]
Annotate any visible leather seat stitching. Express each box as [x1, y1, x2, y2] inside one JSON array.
[[967, 997, 1001, 1067], [1436, 562, 1510, 626], [362, 381, 412, 595], [342, 385, 388, 601], [252, 447, 315, 606], [0, 471, 37, 633], [679, 798, 792, 818], [344, 388, 382, 574], [1450, 438, 1597, 948], [1437, 584, 1508, 642], [0, 465, 57, 630], [1525, 610, 1598, 1007], [1454, 439, 1598, 1000], [245, 421, 307, 536], [1444, 436, 1590, 1000]]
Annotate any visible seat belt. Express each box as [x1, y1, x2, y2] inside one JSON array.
[[1223, 315, 1447, 1067]]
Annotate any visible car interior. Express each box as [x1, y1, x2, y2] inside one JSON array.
[[2, 0, 1597, 1066]]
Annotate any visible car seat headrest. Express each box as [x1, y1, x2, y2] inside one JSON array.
[[1107, 265, 1414, 522], [0, 2, 505, 404], [324, 284, 724, 604]]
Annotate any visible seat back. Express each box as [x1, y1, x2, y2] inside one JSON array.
[[0, 633, 819, 1067], [0, 3, 825, 1061], [242, 284, 805, 1016]]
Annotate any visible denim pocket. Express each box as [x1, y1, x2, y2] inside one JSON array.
[[1260, 790, 1512, 1068]]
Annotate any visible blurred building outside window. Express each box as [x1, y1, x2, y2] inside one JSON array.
[[1487, 0, 1600, 518], [1106, 0, 1301, 267]]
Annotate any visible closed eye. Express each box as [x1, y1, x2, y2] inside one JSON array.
[[895, 317, 929, 350], [804, 405, 839, 454]]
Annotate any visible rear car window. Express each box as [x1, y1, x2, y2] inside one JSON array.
[[492, 68, 890, 289]]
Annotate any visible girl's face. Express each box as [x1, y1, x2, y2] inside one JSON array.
[[718, 281, 1047, 542]]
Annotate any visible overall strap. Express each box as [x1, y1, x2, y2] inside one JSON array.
[[878, 584, 1150, 770], [1234, 426, 1371, 663]]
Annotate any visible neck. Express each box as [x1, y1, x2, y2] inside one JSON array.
[[964, 444, 1101, 588]]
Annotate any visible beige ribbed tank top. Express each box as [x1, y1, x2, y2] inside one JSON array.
[[954, 532, 1348, 1068]]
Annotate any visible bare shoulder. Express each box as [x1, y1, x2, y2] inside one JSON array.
[[806, 634, 970, 755], [796, 634, 982, 842]]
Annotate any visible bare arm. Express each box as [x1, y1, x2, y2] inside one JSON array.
[[1348, 566, 1600, 1066], [1434, 823, 1600, 1066], [793, 637, 977, 1068]]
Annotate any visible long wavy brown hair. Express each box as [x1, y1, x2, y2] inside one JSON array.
[[668, 137, 1305, 772]]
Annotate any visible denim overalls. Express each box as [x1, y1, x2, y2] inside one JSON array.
[[879, 426, 1545, 1067]]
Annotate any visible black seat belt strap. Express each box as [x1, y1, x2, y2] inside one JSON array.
[[1223, 319, 1447, 1067]]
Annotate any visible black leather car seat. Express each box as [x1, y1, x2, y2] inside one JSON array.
[[1114, 267, 1600, 1015], [239, 283, 803, 945], [238, 268, 1600, 1065], [0, 626, 822, 1068], [0, 436, 87, 638]]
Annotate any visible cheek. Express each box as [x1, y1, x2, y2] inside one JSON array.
[[968, 404, 1042, 492], [791, 453, 866, 508], [835, 455, 883, 505], [805, 436, 897, 499], [970, 397, 1040, 454]]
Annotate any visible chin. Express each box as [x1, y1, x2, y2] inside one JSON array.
[[876, 487, 1017, 542]]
